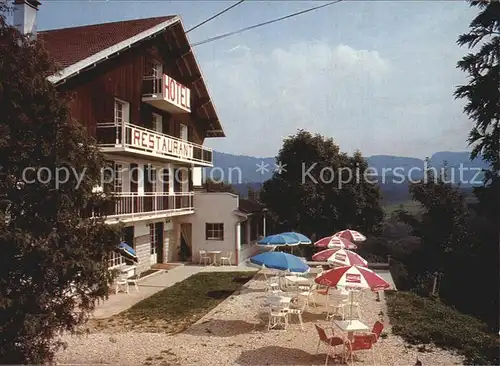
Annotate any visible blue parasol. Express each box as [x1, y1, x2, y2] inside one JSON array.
[[117, 242, 138, 263], [257, 233, 300, 247], [250, 252, 310, 273], [279, 232, 312, 245]]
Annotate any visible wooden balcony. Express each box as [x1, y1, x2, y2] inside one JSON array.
[[96, 122, 213, 167], [142, 74, 191, 114], [86, 192, 194, 222]]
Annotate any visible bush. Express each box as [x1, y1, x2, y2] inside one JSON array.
[[386, 291, 499, 365]]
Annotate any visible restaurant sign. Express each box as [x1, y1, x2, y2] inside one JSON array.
[[162, 74, 191, 113], [129, 126, 193, 160]]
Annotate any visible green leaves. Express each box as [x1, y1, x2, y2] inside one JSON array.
[[260, 130, 383, 238]]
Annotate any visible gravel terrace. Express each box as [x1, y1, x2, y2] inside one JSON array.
[[56, 272, 465, 365]]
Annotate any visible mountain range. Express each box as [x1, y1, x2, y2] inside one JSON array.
[[204, 151, 488, 202]]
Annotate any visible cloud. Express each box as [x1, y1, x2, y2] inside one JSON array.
[[201, 40, 470, 158]]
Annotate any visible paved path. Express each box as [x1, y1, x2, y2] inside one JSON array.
[[92, 265, 203, 319], [92, 264, 259, 319]]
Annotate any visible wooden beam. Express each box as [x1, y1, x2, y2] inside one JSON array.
[[192, 97, 211, 110]]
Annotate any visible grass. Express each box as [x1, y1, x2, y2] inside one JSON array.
[[385, 291, 499, 365], [91, 271, 253, 334]]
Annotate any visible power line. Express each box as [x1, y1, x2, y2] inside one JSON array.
[[191, 0, 343, 47], [186, 0, 246, 34]]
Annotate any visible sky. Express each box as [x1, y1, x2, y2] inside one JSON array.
[[36, 0, 477, 159]]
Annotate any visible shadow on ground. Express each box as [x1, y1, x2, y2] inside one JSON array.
[[184, 319, 266, 337], [235, 346, 340, 365]]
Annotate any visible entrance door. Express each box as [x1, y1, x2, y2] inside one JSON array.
[[155, 222, 164, 264], [179, 223, 192, 261], [149, 223, 158, 265]]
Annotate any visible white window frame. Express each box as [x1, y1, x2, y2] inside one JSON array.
[[150, 223, 158, 255], [152, 113, 163, 133], [180, 123, 188, 141], [152, 60, 163, 79], [206, 223, 224, 240], [114, 98, 130, 124], [114, 163, 123, 193]]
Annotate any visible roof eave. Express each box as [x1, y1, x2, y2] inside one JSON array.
[[47, 16, 181, 85]]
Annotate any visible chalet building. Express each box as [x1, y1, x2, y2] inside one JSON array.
[[14, 0, 266, 273]]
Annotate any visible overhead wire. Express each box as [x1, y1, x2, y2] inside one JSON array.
[[186, 0, 246, 34], [191, 0, 343, 47]]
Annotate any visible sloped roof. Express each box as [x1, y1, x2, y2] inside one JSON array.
[[238, 198, 266, 214], [38, 16, 175, 69], [38, 16, 224, 137]]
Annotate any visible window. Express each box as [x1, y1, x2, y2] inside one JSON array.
[[108, 251, 125, 268], [152, 113, 162, 133], [152, 60, 163, 79], [206, 223, 224, 240], [180, 123, 188, 140], [113, 163, 123, 193], [149, 223, 158, 255], [114, 98, 130, 124]]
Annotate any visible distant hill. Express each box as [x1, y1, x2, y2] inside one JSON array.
[[206, 151, 488, 186], [205, 151, 487, 203]]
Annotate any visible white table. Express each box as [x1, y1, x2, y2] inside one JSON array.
[[206, 250, 221, 266], [284, 275, 311, 285], [265, 295, 291, 305], [119, 265, 137, 279], [333, 319, 369, 340]]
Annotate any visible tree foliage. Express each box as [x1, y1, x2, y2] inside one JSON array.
[[260, 130, 384, 239], [455, 0, 500, 175], [0, 9, 120, 363], [397, 166, 498, 331], [204, 178, 237, 194]]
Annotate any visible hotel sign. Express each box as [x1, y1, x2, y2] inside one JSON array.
[[162, 74, 191, 113], [130, 126, 193, 160]]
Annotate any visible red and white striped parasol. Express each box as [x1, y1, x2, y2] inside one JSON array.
[[312, 248, 368, 267], [333, 230, 366, 242], [315, 265, 391, 291], [313, 236, 358, 250]]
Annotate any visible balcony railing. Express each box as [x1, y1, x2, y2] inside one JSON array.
[[87, 192, 194, 220], [142, 74, 191, 114], [96, 122, 213, 166]]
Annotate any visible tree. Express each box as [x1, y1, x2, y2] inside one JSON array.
[[204, 178, 236, 194], [0, 9, 120, 363], [455, 0, 499, 176], [454, 0, 499, 330], [455, 0, 500, 237], [260, 130, 384, 239]]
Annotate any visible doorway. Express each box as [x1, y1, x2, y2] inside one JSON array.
[[150, 222, 164, 265], [179, 223, 192, 261]]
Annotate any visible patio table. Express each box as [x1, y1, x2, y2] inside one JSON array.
[[265, 295, 292, 305], [206, 250, 221, 266], [332, 319, 369, 341]]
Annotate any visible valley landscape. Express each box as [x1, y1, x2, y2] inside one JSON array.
[[205, 150, 485, 205]]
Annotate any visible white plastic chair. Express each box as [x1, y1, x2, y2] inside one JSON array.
[[115, 273, 129, 294], [220, 251, 232, 266], [267, 297, 290, 331], [127, 273, 140, 293], [288, 298, 308, 330], [199, 250, 211, 265]]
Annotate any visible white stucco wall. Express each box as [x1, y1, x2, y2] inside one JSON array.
[[180, 192, 242, 264]]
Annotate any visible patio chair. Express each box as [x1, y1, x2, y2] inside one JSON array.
[[288, 298, 308, 330], [336, 302, 362, 321], [199, 250, 211, 265], [314, 324, 346, 366], [344, 334, 376, 366], [267, 298, 290, 331], [298, 283, 317, 309], [127, 273, 140, 293], [263, 272, 280, 292], [220, 251, 232, 266], [115, 273, 129, 294]]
